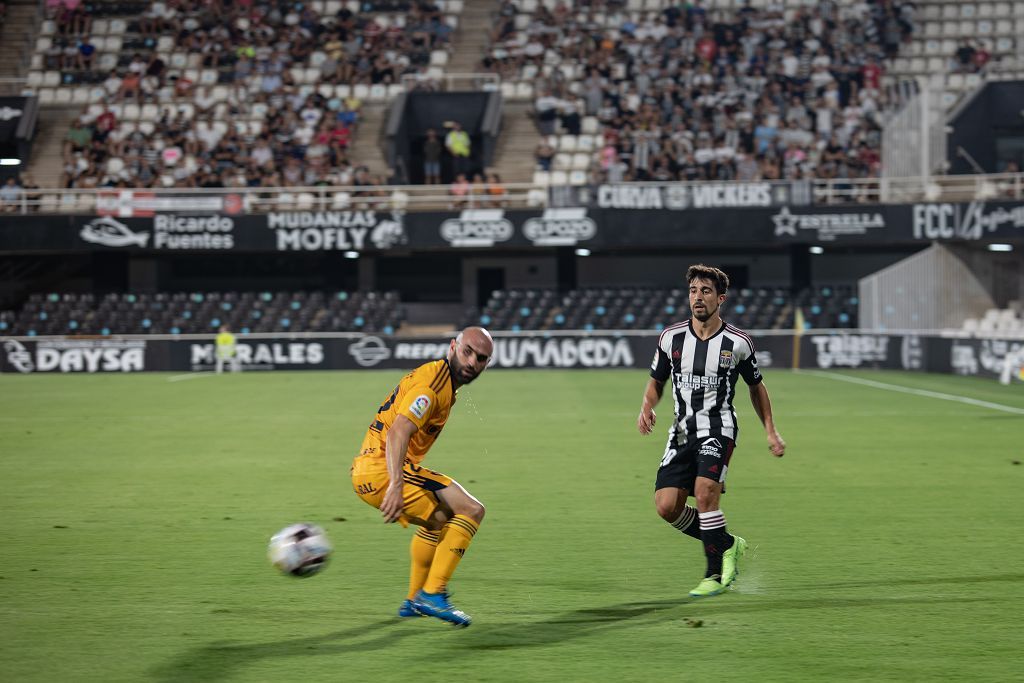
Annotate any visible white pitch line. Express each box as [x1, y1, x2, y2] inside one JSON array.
[[803, 370, 1024, 415], [166, 372, 217, 383]]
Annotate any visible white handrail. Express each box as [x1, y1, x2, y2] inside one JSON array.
[[3, 173, 1023, 214]]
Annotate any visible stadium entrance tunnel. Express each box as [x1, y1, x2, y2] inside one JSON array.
[[386, 91, 502, 185]]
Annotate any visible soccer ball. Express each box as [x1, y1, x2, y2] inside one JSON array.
[[268, 523, 332, 577]]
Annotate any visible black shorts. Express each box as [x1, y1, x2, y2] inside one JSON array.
[[655, 435, 735, 492]]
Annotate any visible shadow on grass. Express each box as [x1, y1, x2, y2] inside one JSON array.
[[451, 593, 999, 652], [154, 587, 1006, 677], [151, 619, 406, 682]]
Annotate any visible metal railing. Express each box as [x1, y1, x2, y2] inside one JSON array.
[[1, 173, 1023, 215]]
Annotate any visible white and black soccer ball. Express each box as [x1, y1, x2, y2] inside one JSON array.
[[268, 523, 332, 577]]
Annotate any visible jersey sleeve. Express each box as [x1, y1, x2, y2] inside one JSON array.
[[737, 342, 763, 386], [650, 339, 671, 382], [396, 385, 440, 429]]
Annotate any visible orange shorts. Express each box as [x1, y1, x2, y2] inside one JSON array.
[[351, 455, 453, 528]]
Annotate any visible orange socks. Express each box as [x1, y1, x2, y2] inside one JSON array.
[[407, 528, 440, 600], [422, 515, 479, 594]]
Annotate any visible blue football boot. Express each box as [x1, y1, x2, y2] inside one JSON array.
[[412, 590, 472, 627]]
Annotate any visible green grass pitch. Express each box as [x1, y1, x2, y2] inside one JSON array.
[[1, 368, 1023, 682]]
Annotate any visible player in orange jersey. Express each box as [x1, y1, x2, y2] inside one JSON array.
[[351, 326, 493, 627]]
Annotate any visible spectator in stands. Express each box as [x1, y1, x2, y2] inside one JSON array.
[[535, 140, 554, 172], [0, 177, 23, 212], [973, 42, 992, 73], [75, 35, 95, 71], [423, 128, 442, 185], [449, 173, 469, 208], [953, 40, 976, 73], [535, 90, 559, 136], [139, 0, 169, 39], [501, 0, 903, 183], [118, 71, 141, 103], [65, 116, 92, 156], [445, 122, 471, 177], [19, 175, 41, 212], [486, 173, 507, 207]]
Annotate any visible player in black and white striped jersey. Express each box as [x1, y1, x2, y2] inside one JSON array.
[[637, 264, 786, 598]]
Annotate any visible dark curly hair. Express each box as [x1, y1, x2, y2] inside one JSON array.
[[686, 264, 730, 295]]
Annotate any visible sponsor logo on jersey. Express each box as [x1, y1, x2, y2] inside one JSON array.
[[409, 394, 431, 419], [677, 372, 723, 390]]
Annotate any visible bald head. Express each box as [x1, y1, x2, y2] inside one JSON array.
[[448, 326, 493, 387]]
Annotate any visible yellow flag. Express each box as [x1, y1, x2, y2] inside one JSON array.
[[792, 306, 805, 370]]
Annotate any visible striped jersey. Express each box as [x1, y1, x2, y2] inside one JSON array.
[[650, 319, 762, 444], [358, 359, 456, 467]]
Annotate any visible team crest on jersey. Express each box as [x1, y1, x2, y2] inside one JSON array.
[[719, 350, 734, 368], [409, 394, 432, 419]]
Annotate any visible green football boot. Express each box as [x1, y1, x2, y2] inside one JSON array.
[[688, 576, 726, 597], [721, 535, 748, 587]]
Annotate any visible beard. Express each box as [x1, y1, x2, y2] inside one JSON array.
[[692, 303, 716, 322], [451, 359, 480, 385]]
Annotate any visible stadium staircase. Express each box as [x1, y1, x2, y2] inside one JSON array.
[[490, 102, 538, 183], [348, 103, 391, 179], [0, 0, 37, 94], [445, 0, 492, 74], [442, 0, 540, 182], [25, 108, 79, 186]]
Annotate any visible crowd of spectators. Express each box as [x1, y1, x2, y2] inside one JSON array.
[[61, 90, 372, 189], [49, 0, 456, 188], [483, 0, 915, 184], [0, 175, 42, 212]]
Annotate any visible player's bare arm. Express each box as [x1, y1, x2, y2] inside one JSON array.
[[381, 414, 419, 522], [638, 378, 665, 435], [748, 382, 785, 457]]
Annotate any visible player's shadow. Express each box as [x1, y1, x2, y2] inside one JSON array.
[[452, 593, 997, 651], [152, 619, 408, 682]]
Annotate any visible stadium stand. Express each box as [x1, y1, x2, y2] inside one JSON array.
[[462, 284, 859, 332], [962, 305, 1024, 336], [481, 0, 913, 186], [0, 289, 405, 335], [0, 285, 864, 337], [29, 0, 464, 189], [884, 1, 1024, 108]]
